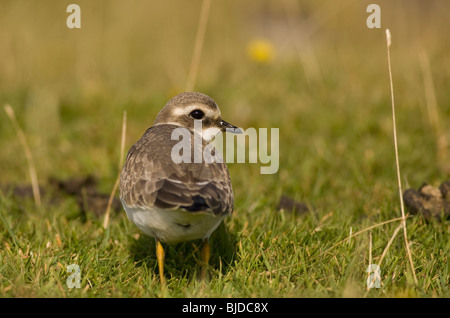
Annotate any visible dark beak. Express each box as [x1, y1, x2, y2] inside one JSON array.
[[220, 119, 242, 134]]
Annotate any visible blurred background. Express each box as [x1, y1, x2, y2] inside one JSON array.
[[0, 0, 449, 215]]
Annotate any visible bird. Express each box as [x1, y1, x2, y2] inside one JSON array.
[[119, 92, 241, 285]]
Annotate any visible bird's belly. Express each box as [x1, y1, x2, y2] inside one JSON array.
[[123, 204, 226, 244]]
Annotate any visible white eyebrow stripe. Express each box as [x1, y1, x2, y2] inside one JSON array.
[[171, 104, 219, 118]]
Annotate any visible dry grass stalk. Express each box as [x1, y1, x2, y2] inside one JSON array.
[[265, 216, 406, 275], [185, 0, 212, 92], [311, 216, 406, 262], [364, 222, 403, 297], [103, 111, 127, 229], [3, 104, 41, 207], [366, 231, 373, 291], [281, 0, 321, 83], [419, 51, 449, 174], [385, 29, 418, 285], [377, 223, 403, 268]]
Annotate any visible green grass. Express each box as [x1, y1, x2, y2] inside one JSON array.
[[0, 190, 448, 297], [0, 0, 449, 297]]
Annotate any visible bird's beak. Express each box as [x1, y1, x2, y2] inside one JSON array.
[[220, 119, 243, 134]]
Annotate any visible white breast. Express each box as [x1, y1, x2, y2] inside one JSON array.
[[122, 200, 226, 244]]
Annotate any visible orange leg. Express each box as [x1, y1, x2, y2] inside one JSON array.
[[156, 240, 166, 286]]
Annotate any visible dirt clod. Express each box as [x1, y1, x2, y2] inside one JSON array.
[[278, 195, 310, 217], [403, 181, 450, 221]]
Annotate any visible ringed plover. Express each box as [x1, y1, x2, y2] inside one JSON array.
[[119, 92, 241, 284]]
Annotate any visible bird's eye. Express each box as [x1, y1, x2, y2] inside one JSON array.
[[190, 109, 204, 120]]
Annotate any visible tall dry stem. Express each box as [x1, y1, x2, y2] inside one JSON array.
[[3, 104, 41, 207], [185, 0, 211, 92], [419, 51, 449, 174], [103, 111, 127, 229], [385, 29, 418, 285]]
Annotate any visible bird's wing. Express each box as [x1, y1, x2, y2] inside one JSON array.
[[119, 125, 234, 216]]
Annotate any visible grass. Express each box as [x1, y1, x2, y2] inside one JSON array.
[[0, 0, 449, 297]]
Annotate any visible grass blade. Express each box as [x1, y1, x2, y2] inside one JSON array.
[[103, 110, 127, 229], [385, 29, 418, 285], [3, 104, 41, 208], [185, 0, 212, 92]]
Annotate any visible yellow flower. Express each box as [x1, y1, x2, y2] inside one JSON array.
[[246, 39, 275, 63]]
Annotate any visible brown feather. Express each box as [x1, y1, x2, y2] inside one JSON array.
[[119, 124, 234, 216]]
